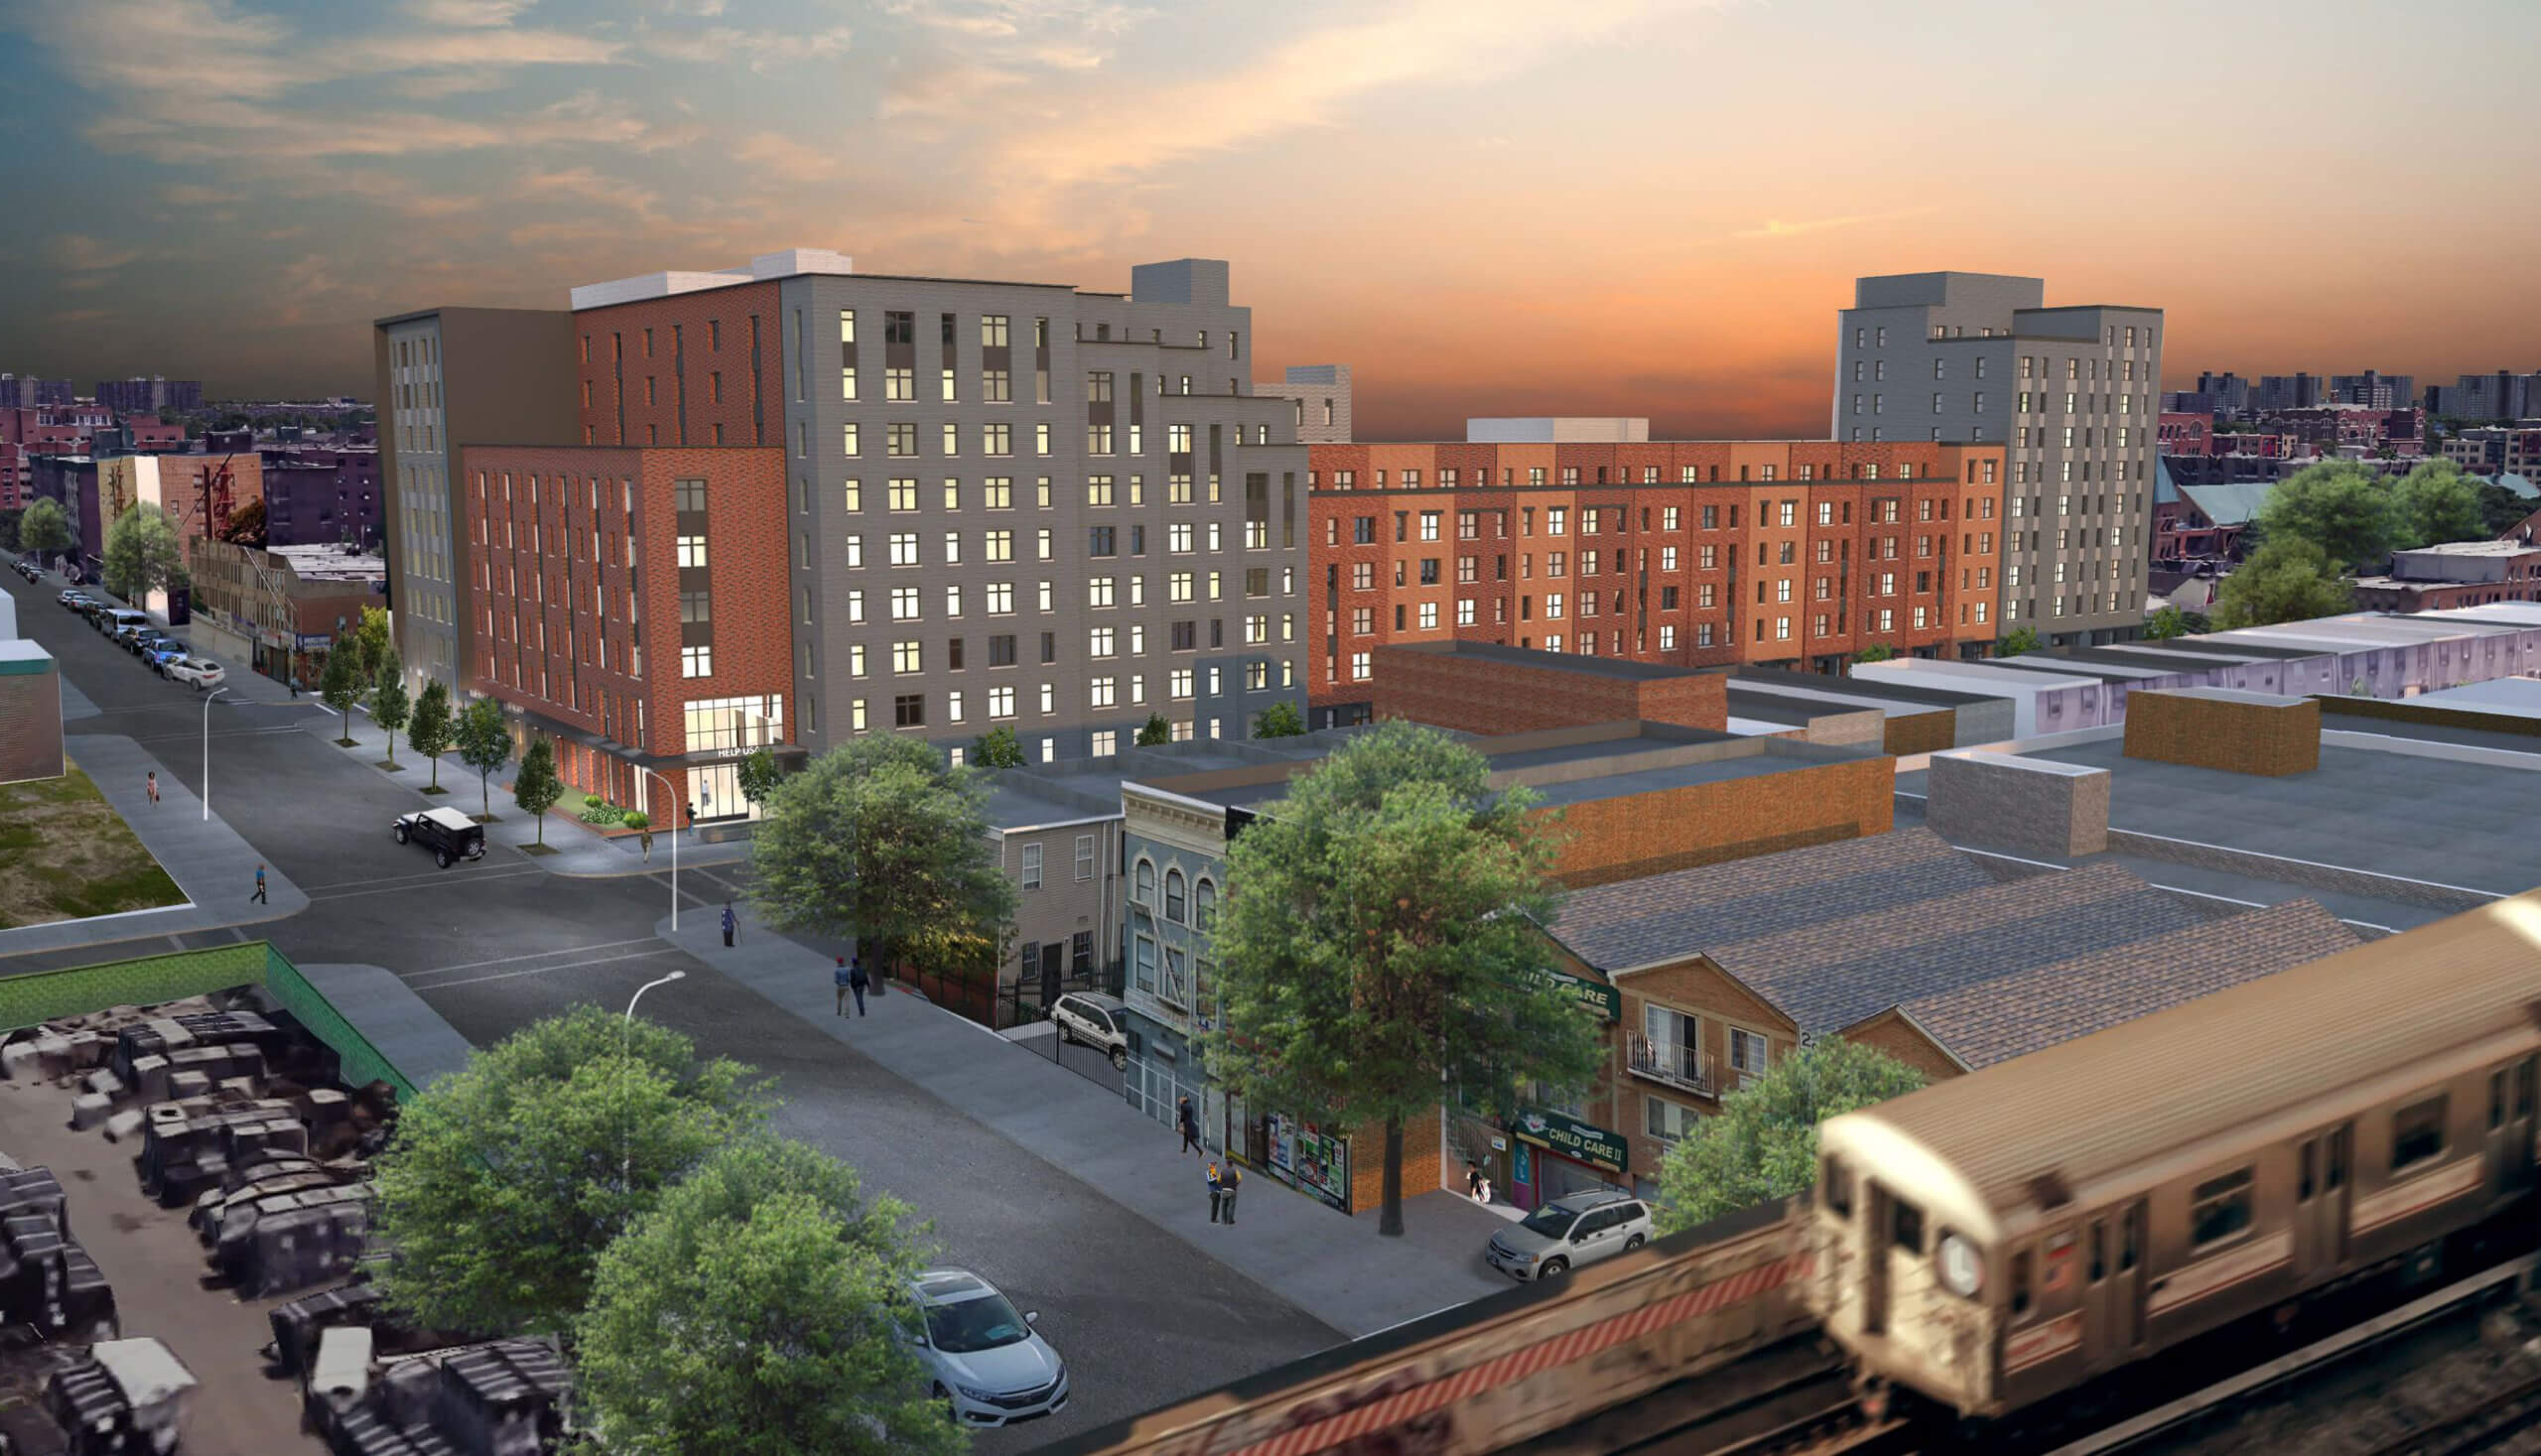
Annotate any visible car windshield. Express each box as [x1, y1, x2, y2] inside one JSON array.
[[924, 1293, 1030, 1353], [1518, 1206, 1578, 1239]]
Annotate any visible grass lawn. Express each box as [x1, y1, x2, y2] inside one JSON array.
[[0, 766, 188, 929]]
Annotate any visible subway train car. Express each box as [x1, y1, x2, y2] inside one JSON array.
[[1805, 890, 2541, 1421]]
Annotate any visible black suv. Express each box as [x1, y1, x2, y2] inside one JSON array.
[[393, 808, 488, 868]]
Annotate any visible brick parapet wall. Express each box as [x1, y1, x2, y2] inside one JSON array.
[[2122, 690, 2320, 776], [1923, 751, 2110, 858]]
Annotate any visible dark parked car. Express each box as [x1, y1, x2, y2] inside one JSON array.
[[392, 808, 486, 868], [145, 640, 191, 674], [129, 629, 174, 658]]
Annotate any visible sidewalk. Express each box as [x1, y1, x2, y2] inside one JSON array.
[[296, 703, 754, 879], [0, 734, 308, 959], [666, 903, 1509, 1338]]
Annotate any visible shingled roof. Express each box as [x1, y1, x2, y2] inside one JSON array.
[[1888, 898, 2362, 1069], [1705, 860, 2204, 1036], [1547, 828, 1990, 973]]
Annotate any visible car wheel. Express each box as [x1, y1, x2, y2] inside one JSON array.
[[1055, 1023, 1074, 1047], [394, 826, 410, 844], [1625, 1233, 1647, 1253], [1540, 1257, 1569, 1277], [434, 848, 452, 868], [933, 1384, 958, 1420], [1109, 1046, 1128, 1071]]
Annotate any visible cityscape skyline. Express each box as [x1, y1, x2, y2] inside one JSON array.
[[5, 0, 2537, 437]]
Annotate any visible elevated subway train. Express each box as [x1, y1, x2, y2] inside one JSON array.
[[1806, 889, 2541, 1423]]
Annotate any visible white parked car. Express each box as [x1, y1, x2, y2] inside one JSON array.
[[1484, 1187, 1655, 1280], [903, 1268, 1067, 1428], [1048, 992, 1130, 1070], [165, 658, 226, 690]]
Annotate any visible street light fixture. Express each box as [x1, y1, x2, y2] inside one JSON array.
[[620, 969, 687, 1192], [635, 766, 681, 931], [200, 687, 228, 821], [622, 969, 687, 1051]]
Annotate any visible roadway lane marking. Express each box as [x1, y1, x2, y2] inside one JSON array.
[[405, 948, 688, 993], [302, 866, 550, 902], [301, 862, 547, 893], [412, 937, 663, 976]]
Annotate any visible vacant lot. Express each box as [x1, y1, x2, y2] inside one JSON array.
[[0, 766, 186, 928]]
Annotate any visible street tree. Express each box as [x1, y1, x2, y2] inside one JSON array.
[[1136, 713, 1172, 747], [371, 654, 410, 769], [456, 698, 510, 820], [1851, 643, 1896, 664], [2475, 481, 2533, 536], [371, 1006, 770, 1339], [515, 737, 564, 846], [1200, 720, 1604, 1238], [574, 1136, 958, 1456], [2256, 462, 2394, 569], [2146, 604, 2192, 640], [2212, 537, 2353, 630], [215, 496, 268, 548], [101, 504, 188, 602], [350, 604, 395, 684], [972, 726, 1027, 768], [1994, 625, 2042, 658], [18, 498, 70, 559], [736, 747, 782, 811], [319, 647, 364, 746], [753, 734, 1016, 987], [1253, 700, 1307, 738], [2388, 461, 2485, 550], [1655, 1039, 1927, 1234], [407, 680, 454, 792]]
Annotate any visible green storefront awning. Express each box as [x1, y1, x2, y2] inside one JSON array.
[[1512, 1106, 1628, 1174]]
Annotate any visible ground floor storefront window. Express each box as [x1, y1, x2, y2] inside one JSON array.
[[1507, 1107, 1630, 1211]]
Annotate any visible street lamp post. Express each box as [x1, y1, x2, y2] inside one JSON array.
[[620, 970, 687, 1191], [200, 687, 228, 821], [635, 766, 681, 931]]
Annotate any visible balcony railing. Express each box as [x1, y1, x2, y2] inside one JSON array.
[[1626, 1034, 1716, 1099]]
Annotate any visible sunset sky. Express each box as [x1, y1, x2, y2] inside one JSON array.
[[3, 0, 2534, 439]]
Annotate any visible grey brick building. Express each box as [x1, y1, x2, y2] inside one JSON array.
[[1257, 363, 1352, 444], [1832, 272, 2164, 647]]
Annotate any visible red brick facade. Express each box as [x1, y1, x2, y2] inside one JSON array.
[[1367, 643, 1727, 735], [1306, 441, 2005, 711], [572, 282, 781, 451], [460, 444, 791, 821]]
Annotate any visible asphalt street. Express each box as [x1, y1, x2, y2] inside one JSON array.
[[1, 567, 1342, 1449]]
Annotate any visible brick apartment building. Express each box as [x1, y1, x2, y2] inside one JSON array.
[[260, 446, 383, 548], [186, 540, 386, 686], [1303, 439, 2006, 721]]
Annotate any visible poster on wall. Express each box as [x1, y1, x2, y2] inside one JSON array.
[[1267, 1112, 1350, 1213]]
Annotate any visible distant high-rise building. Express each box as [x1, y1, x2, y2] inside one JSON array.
[[1832, 271, 2164, 647], [2195, 371, 2251, 414], [97, 377, 203, 415], [0, 376, 73, 409], [1258, 363, 1352, 443], [2253, 373, 2324, 412], [2424, 371, 2541, 423], [2328, 371, 2414, 409]]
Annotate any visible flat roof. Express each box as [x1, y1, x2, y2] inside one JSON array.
[[1379, 638, 1706, 682], [1736, 666, 2001, 710], [2401, 677, 2541, 721]]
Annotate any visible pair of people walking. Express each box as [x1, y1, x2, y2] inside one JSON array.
[[1207, 1160, 1241, 1225], [834, 956, 870, 1016]]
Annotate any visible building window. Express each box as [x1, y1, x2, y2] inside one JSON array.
[[1648, 1097, 1696, 1144], [1020, 843, 1042, 890], [892, 694, 925, 728], [1164, 868, 1186, 923], [676, 535, 708, 569], [681, 644, 712, 678], [1193, 877, 1216, 929]]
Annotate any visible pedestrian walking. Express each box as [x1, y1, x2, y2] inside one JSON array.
[[1220, 1163, 1241, 1225], [1177, 1095, 1201, 1155], [1206, 1161, 1224, 1224], [848, 956, 869, 1016], [251, 863, 267, 904], [721, 900, 736, 948], [145, 771, 158, 807], [834, 957, 852, 1016]]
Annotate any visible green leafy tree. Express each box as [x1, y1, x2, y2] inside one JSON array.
[[753, 735, 1016, 984], [2145, 605, 2193, 640], [2387, 460, 2485, 550], [215, 496, 268, 548], [2212, 537, 2353, 630], [972, 727, 1026, 768], [2255, 461, 2395, 570], [1851, 643, 1896, 664], [319, 647, 364, 745], [18, 498, 71, 558], [1994, 625, 2042, 658], [574, 1136, 959, 1456], [350, 603, 395, 685], [2474, 482, 2532, 536], [515, 737, 565, 846], [371, 1006, 770, 1339], [1200, 721, 1603, 1237], [1136, 714, 1172, 747], [370, 654, 410, 768], [407, 680, 454, 791], [736, 747, 783, 810], [1253, 700, 1307, 738], [102, 504, 188, 602], [1655, 1039, 1927, 1234], [457, 698, 511, 820]]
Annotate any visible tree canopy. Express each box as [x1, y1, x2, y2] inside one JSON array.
[[319, 647, 364, 745], [456, 698, 511, 819], [1136, 714, 1172, 747], [2255, 462, 2395, 569], [2212, 536, 2353, 630], [2387, 460, 2486, 550], [1252, 700, 1307, 738], [1654, 1039, 1927, 1234], [736, 748, 782, 808], [349, 604, 395, 685], [574, 1137, 958, 1456], [971, 726, 1026, 768], [371, 653, 410, 767], [18, 498, 71, 556], [371, 1006, 770, 1339], [1851, 643, 1896, 663], [101, 505, 188, 601], [1199, 720, 1604, 1236], [1994, 625, 2041, 658], [515, 737, 564, 846], [215, 496, 268, 548], [2145, 604, 2207, 640], [752, 734, 1015, 982], [407, 680, 454, 791]]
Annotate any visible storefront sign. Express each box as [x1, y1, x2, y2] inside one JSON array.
[[1512, 1107, 1629, 1174], [1524, 966, 1621, 1022]]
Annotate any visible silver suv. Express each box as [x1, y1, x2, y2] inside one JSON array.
[[1484, 1188, 1653, 1280]]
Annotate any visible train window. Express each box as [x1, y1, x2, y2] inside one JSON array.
[[2392, 1096, 2448, 1173], [2087, 1221, 2105, 1282], [2191, 1169, 2254, 1250], [2010, 1251, 2033, 1317], [2493, 1071, 2508, 1131], [1822, 1155, 1851, 1219], [2299, 1141, 2315, 1201], [2119, 1206, 2139, 1271], [2327, 1129, 2347, 1190], [1891, 1197, 1925, 1256]]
